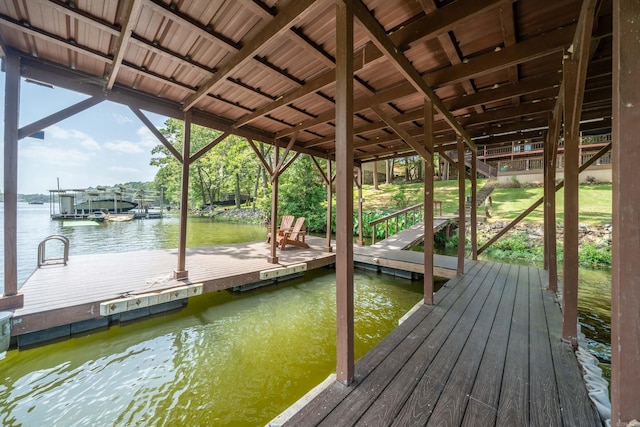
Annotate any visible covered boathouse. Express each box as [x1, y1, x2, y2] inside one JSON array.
[[0, 0, 637, 425]]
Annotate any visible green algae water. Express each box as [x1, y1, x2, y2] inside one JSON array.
[[0, 203, 424, 425], [0, 269, 422, 426]]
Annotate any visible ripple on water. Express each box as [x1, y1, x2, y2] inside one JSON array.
[[0, 269, 423, 426]]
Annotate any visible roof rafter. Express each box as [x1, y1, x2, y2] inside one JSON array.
[[418, 0, 486, 114], [181, 0, 320, 111], [233, 0, 508, 128], [105, 0, 143, 90]]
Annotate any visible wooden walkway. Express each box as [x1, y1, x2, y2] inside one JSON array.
[[280, 260, 600, 427], [371, 218, 452, 251], [354, 218, 463, 278]]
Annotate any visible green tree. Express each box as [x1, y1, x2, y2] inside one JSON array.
[[257, 154, 327, 232], [151, 118, 262, 209]]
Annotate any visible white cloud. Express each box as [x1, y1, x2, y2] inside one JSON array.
[[104, 140, 144, 154], [47, 125, 101, 150], [113, 113, 133, 124], [136, 126, 159, 148], [20, 144, 94, 166]]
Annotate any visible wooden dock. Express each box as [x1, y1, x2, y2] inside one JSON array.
[[10, 234, 461, 347], [11, 236, 335, 345], [279, 260, 600, 427]]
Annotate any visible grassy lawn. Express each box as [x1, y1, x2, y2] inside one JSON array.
[[360, 180, 612, 225]]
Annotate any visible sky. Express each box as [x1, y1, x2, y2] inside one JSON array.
[[0, 72, 169, 194]]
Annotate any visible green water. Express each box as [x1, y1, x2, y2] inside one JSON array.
[[0, 269, 422, 426], [1, 203, 424, 426]]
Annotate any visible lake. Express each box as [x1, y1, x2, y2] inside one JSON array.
[[0, 203, 424, 426]]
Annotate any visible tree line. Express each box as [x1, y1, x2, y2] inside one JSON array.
[[151, 118, 327, 231]]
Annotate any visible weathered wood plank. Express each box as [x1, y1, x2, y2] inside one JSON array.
[[348, 262, 494, 426], [461, 263, 518, 426], [540, 270, 600, 427], [391, 262, 504, 426], [292, 263, 488, 427], [426, 262, 510, 426], [496, 265, 530, 426], [528, 266, 562, 426]]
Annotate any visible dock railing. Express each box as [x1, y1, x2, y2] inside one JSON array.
[[368, 203, 424, 245]]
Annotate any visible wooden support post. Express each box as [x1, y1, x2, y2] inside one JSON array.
[[335, 0, 354, 385], [1, 50, 24, 310], [357, 165, 364, 247], [269, 141, 280, 264], [325, 159, 333, 252], [174, 111, 191, 280], [470, 148, 477, 260], [562, 58, 580, 347], [423, 99, 434, 305], [612, 0, 640, 422], [544, 111, 561, 292], [456, 136, 465, 275]]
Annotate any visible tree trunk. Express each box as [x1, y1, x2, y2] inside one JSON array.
[[197, 166, 207, 207], [404, 157, 410, 182], [373, 160, 379, 190], [235, 173, 241, 208], [253, 164, 262, 210]]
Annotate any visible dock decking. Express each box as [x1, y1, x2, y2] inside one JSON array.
[[11, 234, 461, 344], [280, 260, 600, 427]]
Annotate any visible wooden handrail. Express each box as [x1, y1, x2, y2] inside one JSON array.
[[368, 203, 424, 245]]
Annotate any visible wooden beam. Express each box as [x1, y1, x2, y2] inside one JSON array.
[[335, 0, 354, 386], [144, 0, 240, 53], [105, 0, 143, 90], [129, 107, 183, 163], [174, 110, 191, 280], [456, 136, 465, 274], [19, 96, 103, 140], [498, 2, 520, 106], [1, 50, 24, 309], [544, 111, 561, 293], [424, 98, 435, 305], [612, 0, 640, 422], [562, 0, 597, 348], [182, 0, 318, 111], [189, 132, 229, 164], [268, 140, 280, 264], [470, 148, 477, 260], [426, 25, 576, 88], [277, 151, 300, 176], [273, 132, 299, 177], [246, 138, 273, 177], [352, 0, 474, 150], [19, 55, 277, 147], [234, 0, 508, 128], [418, 0, 484, 114], [310, 155, 329, 185], [0, 14, 113, 64], [370, 105, 432, 164]]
